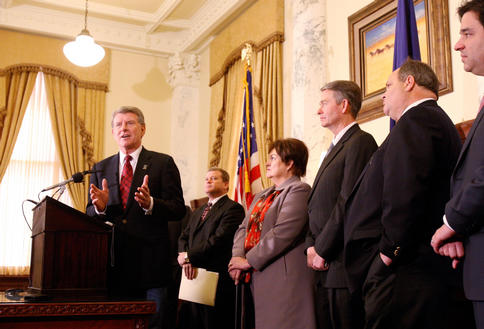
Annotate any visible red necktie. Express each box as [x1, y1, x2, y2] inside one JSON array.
[[479, 96, 484, 113], [120, 155, 133, 210], [200, 202, 213, 221]]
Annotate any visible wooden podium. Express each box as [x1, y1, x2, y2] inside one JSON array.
[[29, 197, 112, 297]]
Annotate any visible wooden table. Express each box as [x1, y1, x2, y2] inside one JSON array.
[[0, 292, 156, 329]]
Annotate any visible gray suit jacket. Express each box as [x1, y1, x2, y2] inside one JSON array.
[[446, 106, 484, 300], [233, 176, 316, 329]]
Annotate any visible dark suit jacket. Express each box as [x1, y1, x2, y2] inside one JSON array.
[[86, 147, 186, 293], [178, 195, 245, 275], [446, 107, 484, 300], [306, 124, 377, 288], [178, 195, 244, 328], [343, 100, 462, 293]]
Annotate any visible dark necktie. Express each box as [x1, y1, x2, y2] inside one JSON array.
[[327, 142, 335, 155], [120, 154, 133, 210], [200, 202, 213, 221]]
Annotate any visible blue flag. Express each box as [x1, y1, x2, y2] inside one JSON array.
[[391, 0, 421, 129]]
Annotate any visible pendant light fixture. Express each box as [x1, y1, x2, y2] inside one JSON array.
[[63, 0, 105, 67]]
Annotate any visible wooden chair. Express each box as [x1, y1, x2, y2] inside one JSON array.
[[189, 196, 209, 211], [455, 119, 475, 143]]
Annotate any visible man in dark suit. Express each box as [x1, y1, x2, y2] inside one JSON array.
[[431, 1, 484, 327], [343, 60, 462, 329], [306, 80, 377, 329], [178, 167, 245, 329], [86, 106, 186, 329]]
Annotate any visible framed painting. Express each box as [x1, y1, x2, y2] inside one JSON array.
[[348, 0, 453, 123]]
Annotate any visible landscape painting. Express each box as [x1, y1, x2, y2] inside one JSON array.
[[348, 0, 452, 123], [363, 0, 427, 96]]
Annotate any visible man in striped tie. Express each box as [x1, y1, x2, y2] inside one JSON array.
[[86, 106, 186, 329], [177, 167, 245, 329]]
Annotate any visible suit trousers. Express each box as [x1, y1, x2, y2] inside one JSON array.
[[327, 287, 364, 329], [314, 274, 332, 329], [473, 301, 484, 329], [178, 276, 236, 329], [362, 255, 456, 329]]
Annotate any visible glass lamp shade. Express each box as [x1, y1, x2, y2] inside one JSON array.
[[63, 30, 105, 67]]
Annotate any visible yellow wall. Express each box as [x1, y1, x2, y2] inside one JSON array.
[[104, 51, 173, 157], [0, 29, 110, 85], [210, 0, 284, 81], [105, 47, 212, 199]]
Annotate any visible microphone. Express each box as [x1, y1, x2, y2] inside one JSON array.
[[81, 169, 102, 175], [41, 170, 101, 192]]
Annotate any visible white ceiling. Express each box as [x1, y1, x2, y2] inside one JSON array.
[[0, 0, 256, 57]]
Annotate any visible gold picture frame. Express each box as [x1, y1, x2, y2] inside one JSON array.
[[348, 0, 453, 123]]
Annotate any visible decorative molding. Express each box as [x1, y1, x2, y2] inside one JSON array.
[[146, 0, 183, 33], [167, 53, 200, 87], [180, 0, 256, 51], [0, 6, 180, 55], [0, 0, 255, 56], [0, 301, 156, 317], [28, 0, 156, 23]]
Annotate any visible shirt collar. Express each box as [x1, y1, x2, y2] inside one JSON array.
[[119, 145, 143, 171], [401, 98, 434, 118], [332, 121, 357, 146], [208, 194, 226, 205]]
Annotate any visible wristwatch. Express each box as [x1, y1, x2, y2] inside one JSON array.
[[184, 253, 190, 264]]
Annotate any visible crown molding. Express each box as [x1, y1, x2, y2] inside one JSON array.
[[0, 0, 255, 57]]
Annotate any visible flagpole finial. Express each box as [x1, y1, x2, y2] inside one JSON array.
[[242, 43, 253, 67]]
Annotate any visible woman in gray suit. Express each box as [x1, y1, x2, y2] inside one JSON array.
[[229, 138, 316, 329]]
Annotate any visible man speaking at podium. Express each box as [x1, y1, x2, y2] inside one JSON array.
[[86, 106, 186, 329]]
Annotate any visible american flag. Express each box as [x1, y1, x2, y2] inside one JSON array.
[[234, 64, 262, 210], [391, 0, 421, 129]]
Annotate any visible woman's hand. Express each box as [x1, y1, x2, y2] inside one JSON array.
[[229, 269, 243, 284], [228, 256, 251, 284], [228, 256, 251, 271]]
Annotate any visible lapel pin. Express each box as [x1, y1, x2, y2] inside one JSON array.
[[143, 164, 148, 170]]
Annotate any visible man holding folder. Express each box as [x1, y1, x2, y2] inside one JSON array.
[[178, 167, 245, 329]]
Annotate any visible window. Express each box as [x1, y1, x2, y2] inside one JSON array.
[[0, 73, 72, 275]]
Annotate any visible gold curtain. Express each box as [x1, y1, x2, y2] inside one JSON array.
[[43, 73, 106, 211], [0, 68, 38, 183], [0, 64, 106, 276], [253, 41, 283, 188], [211, 61, 245, 196], [209, 37, 283, 193]]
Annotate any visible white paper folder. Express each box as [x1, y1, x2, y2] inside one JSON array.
[[178, 268, 219, 306]]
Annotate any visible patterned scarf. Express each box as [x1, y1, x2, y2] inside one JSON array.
[[243, 189, 281, 282]]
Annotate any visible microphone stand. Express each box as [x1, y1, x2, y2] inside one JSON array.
[[52, 185, 67, 200]]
